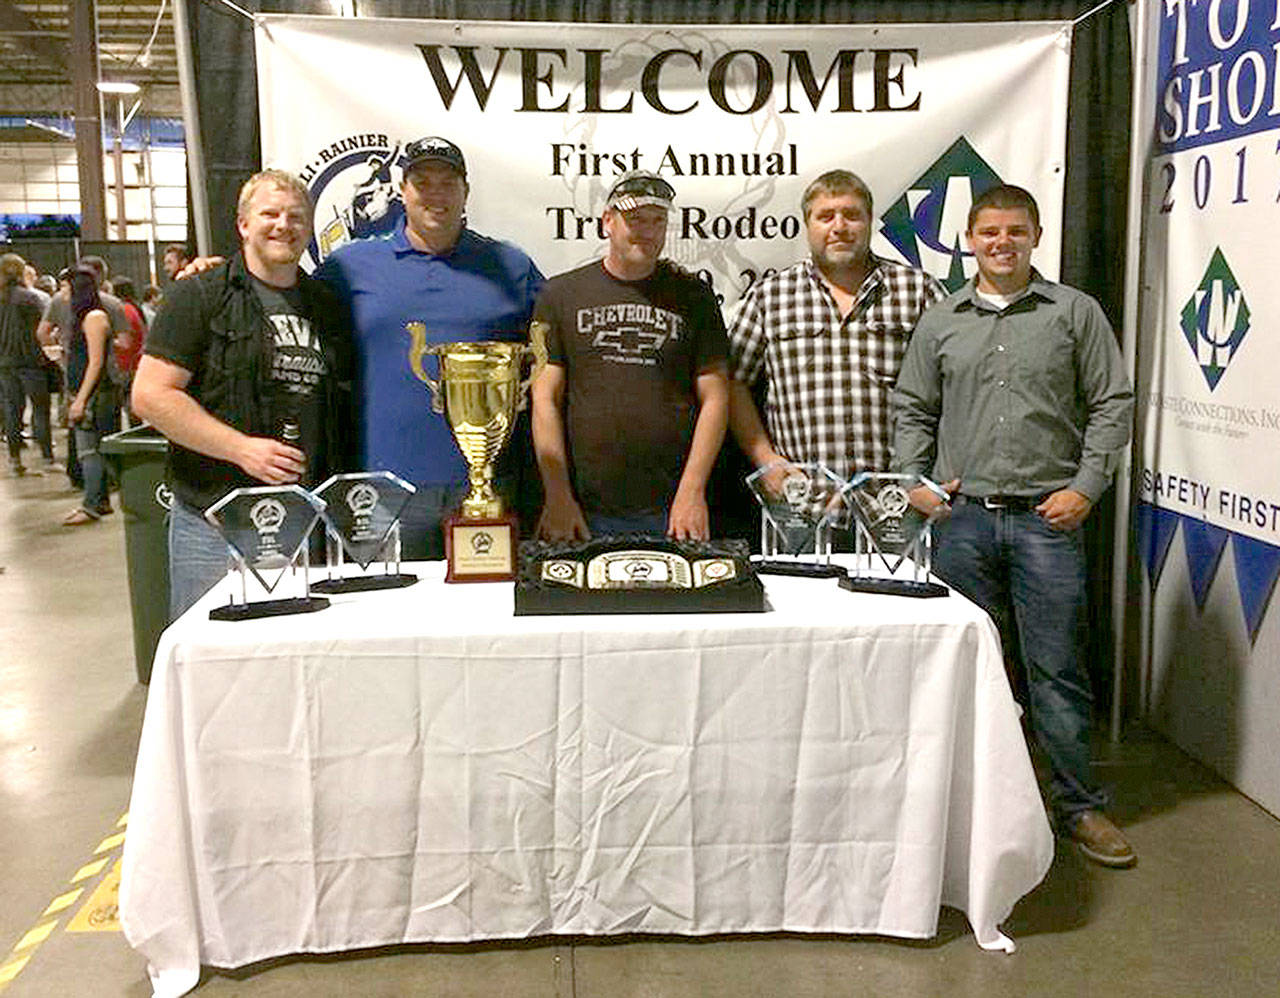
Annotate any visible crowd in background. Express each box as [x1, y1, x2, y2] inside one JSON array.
[[0, 244, 185, 525]]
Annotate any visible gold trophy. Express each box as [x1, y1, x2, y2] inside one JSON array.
[[407, 323, 546, 582]]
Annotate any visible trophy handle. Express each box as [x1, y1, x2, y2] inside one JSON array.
[[406, 322, 444, 413], [516, 320, 550, 413]]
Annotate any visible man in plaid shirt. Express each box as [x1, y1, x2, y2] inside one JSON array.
[[727, 170, 945, 482]]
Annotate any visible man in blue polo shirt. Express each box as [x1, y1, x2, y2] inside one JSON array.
[[316, 136, 544, 558]]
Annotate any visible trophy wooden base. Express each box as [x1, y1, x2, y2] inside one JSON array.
[[444, 511, 519, 583]]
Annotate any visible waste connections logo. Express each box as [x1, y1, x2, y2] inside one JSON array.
[[1180, 248, 1251, 391], [875, 136, 1003, 292]]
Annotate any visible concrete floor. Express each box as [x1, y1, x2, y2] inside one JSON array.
[[2, 430, 1280, 997]]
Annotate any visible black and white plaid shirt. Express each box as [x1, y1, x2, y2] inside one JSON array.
[[728, 256, 946, 480]]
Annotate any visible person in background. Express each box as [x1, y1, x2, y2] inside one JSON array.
[[22, 263, 50, 308], [162, 243, 190, 283], [38, 257, 131, 477], [41, 268, 80, 489], [111, 276, 147, 425], [140, 284, 162, 325], [0, 253, 56, 476], [38, 257, 131, 356], [62, 268, 116, 524]]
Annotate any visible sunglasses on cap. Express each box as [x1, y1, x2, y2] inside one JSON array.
[[607, 173, 676, 211], [403, 136, 467, 177]]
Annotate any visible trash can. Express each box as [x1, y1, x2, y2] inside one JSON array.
[[102, 425, 172, 684]]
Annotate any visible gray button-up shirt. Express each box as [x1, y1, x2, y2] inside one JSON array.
[[892, 274, 1133, 502]]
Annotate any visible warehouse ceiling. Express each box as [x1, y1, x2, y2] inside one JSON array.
[[0, 0, 183, 119]]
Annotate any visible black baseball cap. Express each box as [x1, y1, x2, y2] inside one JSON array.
[[403, 136, 467, 178], [607, 171, 675, 212]]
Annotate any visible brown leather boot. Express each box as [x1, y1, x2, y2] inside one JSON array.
[[1068, 810, 1136, 868]]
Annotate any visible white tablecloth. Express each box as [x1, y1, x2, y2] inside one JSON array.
[[120, 561, 1053, 998]]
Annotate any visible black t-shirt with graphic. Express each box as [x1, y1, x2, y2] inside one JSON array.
[[534, 260, 727, 516], [250, 276, 328, 484], [146, 266, 330, 510]]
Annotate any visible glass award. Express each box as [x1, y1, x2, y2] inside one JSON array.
[[311, 472, 418, 593], [745, 460, 849, 578], [203, 484, 330, 620], [838, 472, 949, 598]]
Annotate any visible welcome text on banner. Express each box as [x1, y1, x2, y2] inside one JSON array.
[[254, 16, 1071, 310]]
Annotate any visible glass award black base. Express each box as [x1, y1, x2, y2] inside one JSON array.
[[754, 560, 848, 579], [838, 576, 949, 598], [311, 573, 418, 594], [209, 595, 331, 621]]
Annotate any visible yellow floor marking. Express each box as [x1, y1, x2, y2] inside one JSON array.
[[1, 817, 128, 991], [67, 860, 121, 933], [0, 955, 31, 984], [94, 832, 126, 854], [14, 922, 56, 951], [70, 858, 109, 883], [41, 889, 83, 917]]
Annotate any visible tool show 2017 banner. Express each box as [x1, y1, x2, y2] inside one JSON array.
[[254, 16, 1071, 307], [1136, 1, 1280, 817]]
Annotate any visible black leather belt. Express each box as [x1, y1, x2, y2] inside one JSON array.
[[959, 493, 1045, 512]]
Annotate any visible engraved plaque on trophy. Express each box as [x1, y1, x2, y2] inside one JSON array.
[[407, 322, 546, 582], [838, 472, 949, 598], [203, 484, 330, 620], [745, 460, 849, 578], [311, 471, 418, 594]]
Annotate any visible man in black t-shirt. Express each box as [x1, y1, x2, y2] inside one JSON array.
[[132, 169, 351, 619], [531, 172, 729, 539]]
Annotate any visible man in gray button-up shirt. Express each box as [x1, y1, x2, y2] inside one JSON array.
[[893, 184, 1136, 868]]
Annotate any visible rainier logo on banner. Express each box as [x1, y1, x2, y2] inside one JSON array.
[[298, 135, 408, 269], [877, 136, 1002, 292], [1179, 247, 1251, 392]]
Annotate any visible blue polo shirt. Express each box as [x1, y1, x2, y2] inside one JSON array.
[[316, 220, 543, 486]]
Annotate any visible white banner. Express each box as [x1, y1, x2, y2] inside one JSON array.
[[255, 15, 1070, 308]]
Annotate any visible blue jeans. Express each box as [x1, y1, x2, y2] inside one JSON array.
[[933, 499, 1107, 821], [73, 423, 109, 513], [0, 366, 53, 461], [169, 500, 233, 621]]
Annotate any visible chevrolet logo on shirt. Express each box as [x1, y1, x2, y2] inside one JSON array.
[[593, 325, 667, 356], [578, 303, 683, 359]]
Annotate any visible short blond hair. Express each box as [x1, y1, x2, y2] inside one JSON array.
[[236, 168, 313, 221]]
